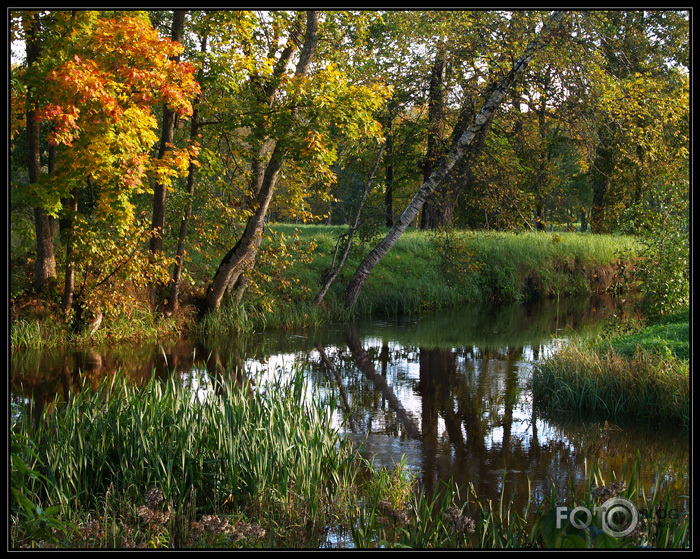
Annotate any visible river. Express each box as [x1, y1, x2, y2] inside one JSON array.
[[10, 294, 689, 516]]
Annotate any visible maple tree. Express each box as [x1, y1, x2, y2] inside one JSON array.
[[14, 11, 199, 321]]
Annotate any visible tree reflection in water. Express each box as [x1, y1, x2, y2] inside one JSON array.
[[11, 295, 689, 515]]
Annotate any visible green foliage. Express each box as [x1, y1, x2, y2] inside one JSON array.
[[432, 228, 483, 288], [625, 181, 689, 317]]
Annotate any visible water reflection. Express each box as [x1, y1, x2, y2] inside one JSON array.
[[10, 294, 689, 514]]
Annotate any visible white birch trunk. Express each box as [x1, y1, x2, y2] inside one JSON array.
[[344, 11, 566, 308]]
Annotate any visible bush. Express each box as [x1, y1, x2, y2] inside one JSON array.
[[622, 181, 689, 317]]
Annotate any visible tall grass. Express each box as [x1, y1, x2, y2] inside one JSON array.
[[533, 305, 689, 428], [532, 342, 689, 428], [11, 319, 66, 351], [11, 367, 356, 547]]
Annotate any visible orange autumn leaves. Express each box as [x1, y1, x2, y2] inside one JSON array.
[[36, 15, 200, 196]]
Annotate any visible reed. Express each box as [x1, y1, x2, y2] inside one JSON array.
[[11, 367, 357, 547], [10, 319, 66, 351], [532, 342, 689, 428]]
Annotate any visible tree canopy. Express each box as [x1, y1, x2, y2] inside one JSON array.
[[10, 9, 689, 325]]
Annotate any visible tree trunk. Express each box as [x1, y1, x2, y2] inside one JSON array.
[[590, 141, 614, 233], [344, 11, 567, 308], [420, 44, 447, 230], [205, 10, 319, 313], [166, 32, 206, 315], [61, 186, 78, 314], [580, 207, 588, 233], [148, 9, 187, 310], [25, 12, 57, 293]]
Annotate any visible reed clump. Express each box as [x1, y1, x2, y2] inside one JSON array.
[[532, 342, 689, 429], [10, 368, 357, 548]]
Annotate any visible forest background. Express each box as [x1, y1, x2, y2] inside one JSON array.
[[9, 10, 690, 344]]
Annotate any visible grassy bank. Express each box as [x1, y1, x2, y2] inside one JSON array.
[[11, 226, 641, 348], [200, 226, 641, 336], [532, 308, 690, 428], [11, 370, 688, 549]]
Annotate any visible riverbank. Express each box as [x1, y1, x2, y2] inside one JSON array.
[[532, 307, 690, 428], [11, 226, 642, 350], [11, 369, 689, 549]]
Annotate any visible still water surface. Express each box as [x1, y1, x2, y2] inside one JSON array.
[[11, 295, 689, 514]]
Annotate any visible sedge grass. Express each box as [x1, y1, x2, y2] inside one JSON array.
[[532, 342, 689, 428]]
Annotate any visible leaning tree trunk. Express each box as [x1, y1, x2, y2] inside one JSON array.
[[205, 10, 319, 312], [344, 11, 568, 308]]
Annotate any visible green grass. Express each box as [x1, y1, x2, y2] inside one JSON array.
[[248, 225, 640, 325], [348, 452, 688, 549], [11, 369, 689, 549], [532, 307, 690, 428], [606, 308, 689, 361]]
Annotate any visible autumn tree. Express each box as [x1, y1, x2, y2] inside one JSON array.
[[17, 11, 199, 322], [147, 9, 188, 310], [204, 10, 388, 312]]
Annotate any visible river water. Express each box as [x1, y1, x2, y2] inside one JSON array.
[[10, 294, 689, 515]]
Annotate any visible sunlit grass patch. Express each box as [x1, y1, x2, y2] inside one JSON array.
[[533, 342, 689, 428]]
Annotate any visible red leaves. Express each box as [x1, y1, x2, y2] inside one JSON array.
[[32, 12, 201, 204], [37, 14, 199, 146]]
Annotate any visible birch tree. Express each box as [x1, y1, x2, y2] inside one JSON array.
[[344, 10, 568, 308]]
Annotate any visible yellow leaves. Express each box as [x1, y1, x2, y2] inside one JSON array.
[[302, 130, 325, 158], [151, 144, 196, 189]]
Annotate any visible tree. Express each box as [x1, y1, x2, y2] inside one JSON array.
[[344, 11, 568, 308], [204, 11, 321, 312], [18, 11, 57, 293], [573, 11, 689, 233], [204, 10, 388, 312], [148, 10, 188, 310], [22, 11, 199, 319]]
